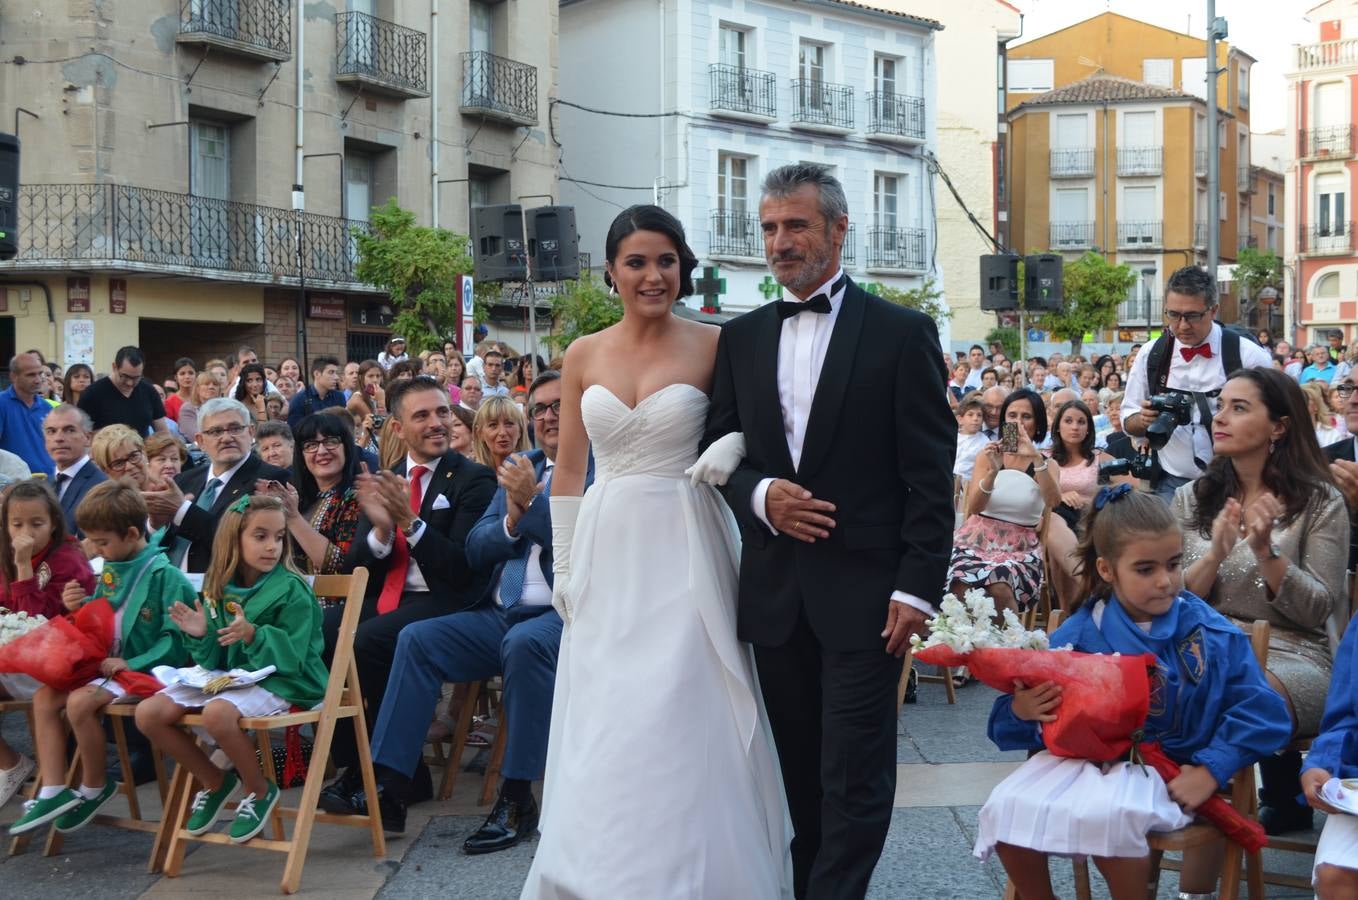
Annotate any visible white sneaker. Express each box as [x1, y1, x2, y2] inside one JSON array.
[[0, 755, 36, 809]]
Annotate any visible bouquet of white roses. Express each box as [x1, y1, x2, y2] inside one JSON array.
[[909, 589, 1050, 654], [0, 608, 46, 648]]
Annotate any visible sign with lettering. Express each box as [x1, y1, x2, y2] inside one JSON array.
[[109, 279, 127, 314], [308, 295, 345, 320], [67, 277, 90, 313]]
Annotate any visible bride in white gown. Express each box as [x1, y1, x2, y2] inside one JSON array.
[[520, 206, 792, 899]]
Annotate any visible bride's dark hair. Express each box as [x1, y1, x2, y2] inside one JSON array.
[[603, 205, 699, 297]]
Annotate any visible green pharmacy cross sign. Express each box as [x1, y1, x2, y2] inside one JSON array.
[[758, 276, 783, 301], [695, 265, 726, 313]]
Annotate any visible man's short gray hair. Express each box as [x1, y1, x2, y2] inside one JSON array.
[[761, 163, 849, 223], [197, 397, 252, 427], [48, 403, 93, 432]]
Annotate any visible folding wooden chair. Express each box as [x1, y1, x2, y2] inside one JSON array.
[[160, 569, 385, 894], [436, 677, 509, 806]]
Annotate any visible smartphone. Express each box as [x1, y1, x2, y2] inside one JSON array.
[[1001, 422, 1020, 454]]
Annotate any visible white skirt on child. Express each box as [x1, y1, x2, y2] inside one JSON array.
[[975, 751, 1194, 860], [1315, 813, 1358, 884]]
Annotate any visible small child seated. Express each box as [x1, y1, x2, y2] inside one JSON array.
[[1301, 615, 1358, 897], [953, 395, 989, 484], [975, 486, 1290, 899], [9, 481, 194, 836], [136, 494, 326, 844]]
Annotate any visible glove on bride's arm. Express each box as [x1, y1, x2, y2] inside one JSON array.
[[686, 432, 746, 486], [549, 496, 582, 624]]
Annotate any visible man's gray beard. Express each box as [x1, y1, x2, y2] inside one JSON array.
[[770, 245, 834, 294]]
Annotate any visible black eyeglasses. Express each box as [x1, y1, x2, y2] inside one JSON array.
[[1163, 309, 1213, 324], [529, 400, 561, 419], [201, 423, 248, 439], [301, 436, 345, 454], [1336, 384, 1358, 399]]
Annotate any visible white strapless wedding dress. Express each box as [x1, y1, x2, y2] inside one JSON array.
[[520, 383, 792, 899]]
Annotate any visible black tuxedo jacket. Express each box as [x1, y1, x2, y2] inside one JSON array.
[[346, 451, 497, 610], [1324, 436, 1358, 569], [60, 459, 107, 538], [703, 279, 957, 651], [166, 454, 290, 573]]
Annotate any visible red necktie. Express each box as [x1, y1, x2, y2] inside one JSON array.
[[1180, 344, 1213, 362], [376, 464, 429, 615]]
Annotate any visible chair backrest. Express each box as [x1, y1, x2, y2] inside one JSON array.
[[311, 569, 369, 706], [1046, 609, 1064, 634], [1238, 618, 1271, 669]]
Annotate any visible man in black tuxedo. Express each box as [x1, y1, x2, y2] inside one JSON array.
[[319, 375, 497, 821], [702, 164, 955, 899], [1325, 372, 1358, 568], [142, 397, 288, 572]]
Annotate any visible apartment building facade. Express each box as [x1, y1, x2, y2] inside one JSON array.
[[0, 0, 556, 376], [558, 0, 944, 334]]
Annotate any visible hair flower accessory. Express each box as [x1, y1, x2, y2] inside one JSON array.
[[228, 494, 252, 514], [1093, 482, 1133, 510]]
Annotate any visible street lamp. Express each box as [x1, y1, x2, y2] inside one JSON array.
[[1141, 267, 1158, 341], [1258, 285, 1279, 339]]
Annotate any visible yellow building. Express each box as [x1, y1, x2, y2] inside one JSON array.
[[1005, 13, 1255, 337]]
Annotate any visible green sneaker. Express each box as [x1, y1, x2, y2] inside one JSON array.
[[229, 780, 279, 844], [53, 781, 120, 833], [186, 770, 240, 836], [9, 788, 82, 835]]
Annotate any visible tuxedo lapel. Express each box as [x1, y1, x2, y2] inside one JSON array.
[[753, 305, 795, 474], [211, 457, 259, 515], [797, 283, 865, 478]]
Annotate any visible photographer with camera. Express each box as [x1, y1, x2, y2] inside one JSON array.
[[1120, 266, 1273, 501]]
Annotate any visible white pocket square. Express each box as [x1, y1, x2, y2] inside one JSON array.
[[431, 494, 451, 510]]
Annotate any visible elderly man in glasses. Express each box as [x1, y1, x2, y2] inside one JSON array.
[[142, 397, 289, 573], [1121, 265, 1273, 501], [1325, 376, 1358, 567]]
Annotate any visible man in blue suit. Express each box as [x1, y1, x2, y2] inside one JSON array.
[[43, 405, 106, 538], [364, 370, 586, 849]]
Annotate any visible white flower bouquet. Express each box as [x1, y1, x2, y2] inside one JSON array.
[[0, 608, 46, 648], [909, 588, 1050, 653]]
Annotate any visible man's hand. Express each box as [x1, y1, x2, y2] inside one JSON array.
[[882, 601, 927, 657], [765, 479, 836, 542], [1333, 459, 1358, 511], [142, 480, 186, 527], [61, 579, 86, 612], [373, 471, 417, 531], [1302, 767, 1342, 814], [1167, 764, 1219, 812], [356, 473, 395, 541], [499, 454, 539, 510]]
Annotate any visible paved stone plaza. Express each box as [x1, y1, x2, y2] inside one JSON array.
[[0, 677, 1322, 899]]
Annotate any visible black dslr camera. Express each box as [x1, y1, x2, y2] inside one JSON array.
[[1098, 453, 1157, 483], [1144, 389, 1195, 449]]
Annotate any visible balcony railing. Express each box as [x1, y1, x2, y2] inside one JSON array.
[[709, 64, 777, 120], [1296, 39, 1358, 72], [1302, 125, 1354, 159], [790, 80, 854, 130], [865, 93, 925, 142], [1049, 148, 1094, 178], [460, 50, 538, 126], [178, 0, 290, 61], [709, 210, 762, 258], [1194, 221, 1209, 248], [0, 183, 372, 287], [866, 225, 927, 271], [842, 223, 857, 266], [1238, 165, 1252, 191], [1117, 220, 1162, 249], [1236, 232, 1253, 251], [1117, 146, 1162, 176], [1304, 223, 1354, 255], [1049, 221, 1094, 250], [335, 11, 428, 98], [1118, 293, 1161, 324], [1194, 149, 1208, 178]]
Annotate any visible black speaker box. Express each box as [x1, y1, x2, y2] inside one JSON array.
[[980, 254, 1020, 310], [472, 204, 527, 282], [1023, 253, 1064, 312], [526, 206, 579, 281], [0, 133, 18, 261]]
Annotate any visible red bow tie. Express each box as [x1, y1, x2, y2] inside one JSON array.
[[1180, 344, 1213, 362]]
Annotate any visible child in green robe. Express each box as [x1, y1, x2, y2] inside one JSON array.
[[136, 494, 327, 844], [10, 480, 194, 836]]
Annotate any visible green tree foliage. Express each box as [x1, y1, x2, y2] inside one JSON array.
[[1037, 252, 1137, 356], [353, 199, 473, 352], [546, 274, 623, 354], [875, 278, 951, 323], [985, 325, 1020, 361], [1233, 246, 1283, 299]]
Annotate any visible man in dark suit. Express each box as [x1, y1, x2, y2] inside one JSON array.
[[1325, 372, 1358, 568], [702, 164, 956, 899], [319, 376, 496, 819], [142, 397, 289, 572], [43, 404, 105, 538]]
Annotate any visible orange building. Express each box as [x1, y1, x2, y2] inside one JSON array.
[[1005, 13, 1255, 339]]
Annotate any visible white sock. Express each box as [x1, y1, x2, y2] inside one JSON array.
[[78, 783, 103, 799], [37, 785, 63, 800]]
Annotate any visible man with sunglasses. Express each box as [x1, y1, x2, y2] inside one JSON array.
[[1121, 265, 1272, 501]]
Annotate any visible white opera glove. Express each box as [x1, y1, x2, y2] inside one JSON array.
[[549, 496, 583, 624], [685, 432, 746, 487]]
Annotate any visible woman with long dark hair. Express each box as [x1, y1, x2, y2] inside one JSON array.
[[1176, 366, 1348, 833], [233, 362, 269, 422], [258, 413, 362, 575], [62, 364, 93, 408]]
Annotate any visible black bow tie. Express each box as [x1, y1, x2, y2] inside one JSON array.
[[776, 294, 832, 319]]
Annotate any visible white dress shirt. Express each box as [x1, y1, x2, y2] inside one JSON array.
[[963, 366, 985, 391], [748, 270, 932, 614], [499, 458, 553, 607], [173, 454, 251, 527], [366, 454, 437, 593], [1120, 323, 1273, 479], [54, 455, 91, 500]]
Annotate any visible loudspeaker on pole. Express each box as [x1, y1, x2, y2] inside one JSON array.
[[472, 204, 527, 282], [0, 133, 18, 261], [525, 206, 579, 281]]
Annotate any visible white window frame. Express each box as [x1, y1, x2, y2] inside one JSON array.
[[1238, 61, 1250, 110], [1007, 58, 1053, 94], [1142, 59, 1172, 88]]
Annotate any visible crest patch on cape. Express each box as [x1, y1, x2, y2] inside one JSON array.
[[1176, 627, 1207, 684], [36, 561, 51, 591]]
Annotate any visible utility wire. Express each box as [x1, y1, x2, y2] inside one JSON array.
[[925, 150, 1005, 255]]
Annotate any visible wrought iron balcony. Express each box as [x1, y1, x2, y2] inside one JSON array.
[[866, 93, 924, 143], [1304, 222, 1353, 255], [1117, 220, 1162, 249], [335, 11, 428, 99], [1049, 148, 1094, 178], [1238, 165, 1252, 192], [0, 183, 373, 289], [178, 0, 291, 61], [1194, 149, 1208, 178], [866, 225, 927, 271], [461, 51, 538, 126], [790, 80, 854, 131], [1117, 146, 1162, 176], [1194, 221, 1209, 248], [709, 64, 777, 121], [841, 223, 857, 266], [1302, 125, 1354, 160], [709, 210, 762, 258], [1049, 221, 1094, 250], [1117, 293, 1161, 325]]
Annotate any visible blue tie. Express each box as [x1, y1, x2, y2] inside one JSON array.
[[500, 465, 551, 608], [197, 477, 221, 510]]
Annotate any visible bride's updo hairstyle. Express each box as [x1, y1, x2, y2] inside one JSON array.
[[603, 205, 699, 297]]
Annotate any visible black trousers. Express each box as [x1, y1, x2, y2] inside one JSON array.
[[322, 591, 445, 770], [754, 610, 903, 900]]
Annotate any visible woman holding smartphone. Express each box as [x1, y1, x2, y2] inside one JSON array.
[[945, 388, 1060, 617]]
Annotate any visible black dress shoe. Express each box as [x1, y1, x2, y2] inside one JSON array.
[[903, 667, 918, 705], [349, 782, 407, 834], [410, 760, 433, 805], [318, 768, 363, 815], [463, 793, 539, 855]]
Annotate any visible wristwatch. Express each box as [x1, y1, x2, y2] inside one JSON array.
[[1265, 539, 1281, 560], [400, 517, 422, 539]]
